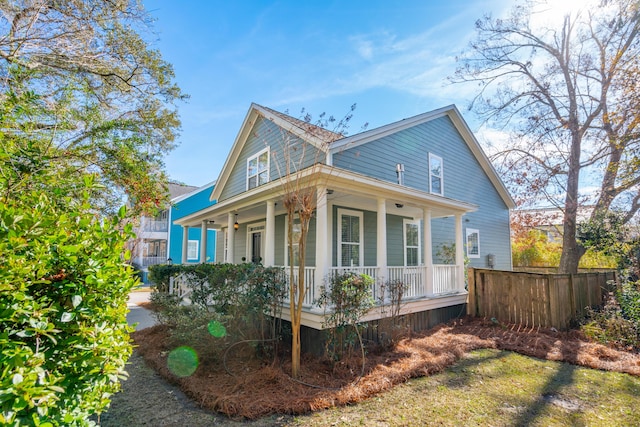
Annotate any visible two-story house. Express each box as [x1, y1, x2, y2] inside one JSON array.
[[173, 103, 514, 330], [130, 181, 217, 283]]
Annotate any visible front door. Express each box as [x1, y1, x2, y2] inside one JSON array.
[[251, 231, 262, 264]]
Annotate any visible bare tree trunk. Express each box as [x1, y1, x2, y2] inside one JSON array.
[[559, 132, 583, 274]]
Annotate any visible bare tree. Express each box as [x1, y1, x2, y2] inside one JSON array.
[[270, 105, 359, 378], [453, 0, 640, 273]]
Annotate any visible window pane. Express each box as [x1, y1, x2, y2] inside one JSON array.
[[258, 152, 268, 171], [248, 158, 257, 176], [406, 223, 419, 246], [187, 240, 198, 259], [248, 176, 257, 189], [341, 215, 360, 243], [406, 247, 418, 266], [341, 244, 359, 266], [466, 230, 479, 257], [290, 223, 301, 266], [430, 157, 442, 177], [258, 171, 268, 185], [431, 176, 441, 194]]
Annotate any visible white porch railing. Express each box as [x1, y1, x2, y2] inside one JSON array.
[[168, 265, 463, 308], [279, 266, 316, 307], [169, 272, 193, 300], [432, 264, 460, 295], [328, 267, 382, 299], [329, 265, 462, 301], [387, 266, 428, 299]]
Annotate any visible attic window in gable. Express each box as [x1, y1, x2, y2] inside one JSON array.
[[429, 153, 443, 195], [247, 147, 270, 190]]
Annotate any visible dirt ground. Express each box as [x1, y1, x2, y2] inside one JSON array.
[[107, 317, 640, 424]]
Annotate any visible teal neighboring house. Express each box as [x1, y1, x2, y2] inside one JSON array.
[[130, 181, 217, 284], [168, 180, 217, 265]]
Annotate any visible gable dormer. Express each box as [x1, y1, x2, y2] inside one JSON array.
[[210, 104, 342, 203]]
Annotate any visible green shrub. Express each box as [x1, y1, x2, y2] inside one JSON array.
[[580, 283, 639, 351], [317, 272, 375, 361], [0, 179, 137, 425], [148, 263, 287, 361]]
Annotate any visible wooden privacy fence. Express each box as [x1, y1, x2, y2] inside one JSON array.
[[467, 268, 617, 330]]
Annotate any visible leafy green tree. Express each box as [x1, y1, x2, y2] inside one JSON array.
[[0, 154, 137, 424], [453, 0, 640, 273], [0, 0, 185, 215]]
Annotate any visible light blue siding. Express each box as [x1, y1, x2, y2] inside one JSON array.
[[333, 115, 511, 270], [386, 215, 405, 266], [219, 117, 324, 202]]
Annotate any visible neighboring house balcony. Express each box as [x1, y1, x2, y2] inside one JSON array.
[[139, 255, 169, 267], [136, 217, 169, 240]]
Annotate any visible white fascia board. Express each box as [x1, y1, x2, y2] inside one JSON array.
[[252, 104, 333, 151], [328, 105, 455, 153], [445, 107, 516, 209], [171, 180, 217, 203], [209, 105, 261, 202]]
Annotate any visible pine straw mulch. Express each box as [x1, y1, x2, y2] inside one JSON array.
[[132, 317, 640, 420]]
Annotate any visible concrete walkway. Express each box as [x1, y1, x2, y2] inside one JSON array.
[[126, 290, 158, 331]]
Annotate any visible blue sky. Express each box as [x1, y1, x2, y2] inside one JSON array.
[[145, 0, 515, 187]]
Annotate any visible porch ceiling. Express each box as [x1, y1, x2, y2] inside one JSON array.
[[174, 165, 477, 228]]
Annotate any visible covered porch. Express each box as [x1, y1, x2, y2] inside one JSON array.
[[174, 165, 476, 324]]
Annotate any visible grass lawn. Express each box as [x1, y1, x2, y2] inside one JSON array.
[[290, 349, 640, 426]]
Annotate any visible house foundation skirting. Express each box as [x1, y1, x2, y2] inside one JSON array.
[[279, 303, 467, 357]]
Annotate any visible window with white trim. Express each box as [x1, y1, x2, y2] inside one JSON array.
[[466, 228, 480, 258], [429, 153, 443, 195], [284, 216, 302, 266], [187, 240, 199, 260], [338, 209, 363, 267], [403, 219, 421, 266], [247, 147, 270, 190]]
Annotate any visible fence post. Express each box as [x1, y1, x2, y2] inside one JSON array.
[[467, 267, 476, 316]]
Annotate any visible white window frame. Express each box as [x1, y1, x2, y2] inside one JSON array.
[[466, 228, 480, 258], [187, 240, 199, 260], [337, 208, 364, 267], [246, 147, 270, 190], [403, 219, 421, 266], [284, 215, 302, 267], [429, 153, 444, 196]]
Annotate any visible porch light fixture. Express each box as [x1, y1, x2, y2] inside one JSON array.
[[167, 257, 173, 266], [234, 214, 239, 230]]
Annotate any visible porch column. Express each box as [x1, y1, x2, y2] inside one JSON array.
[[455, 213, 465, 292], [264, 200, 275, 266], [376, 198, 387, 289], [422, 208, 433, 296], [181, 226, 189, 264], [227, 212, 235, 264], [200, 220, 208, 263], [315, 186, 329, 299]]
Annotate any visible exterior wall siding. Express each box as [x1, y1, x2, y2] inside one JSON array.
[[386, 214, 405, 266], [219, 117, 324, 202], [333, 115, 512, 270], [169, 184, 217, 264]]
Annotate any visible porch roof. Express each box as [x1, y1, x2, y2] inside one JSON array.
[[174, 164, 477, 228]]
